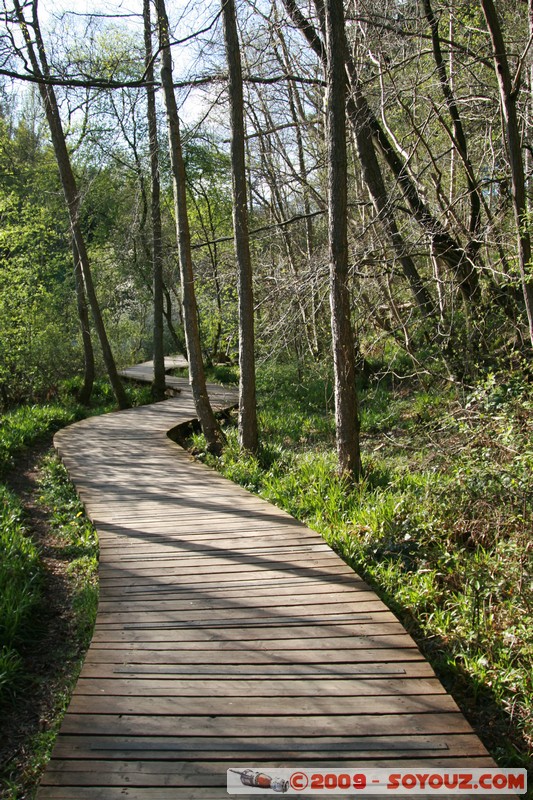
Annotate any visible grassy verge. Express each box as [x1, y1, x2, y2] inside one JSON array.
[[191, 363, 533, 774], [0, 486, 41, 703], [0, 378, 151, 798], [0, 455, 99, 798]]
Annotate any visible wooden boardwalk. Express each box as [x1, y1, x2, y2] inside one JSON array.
[[36, 360, 505, 799]]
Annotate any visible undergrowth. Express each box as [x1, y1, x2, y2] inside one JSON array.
[[191, 363, 533, 773], [0, 486, 41, 703], [0, 376, 150, 797], [0, 455, 99, 798]]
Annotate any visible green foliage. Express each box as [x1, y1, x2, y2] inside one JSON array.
[[0, 449, 99, 795], [0, 115, 82, 406], [38, 454, 99, 650], [205, 364, 239, 385], [0, 405, 78, 478], [0, 487, 42, 703]]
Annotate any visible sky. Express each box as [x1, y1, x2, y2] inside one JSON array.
[[27, 0, 222, 122]]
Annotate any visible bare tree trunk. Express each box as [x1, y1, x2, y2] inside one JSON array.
[[480, 0, 533, 348], [143, 0, 166, 400], [346, 90, 437, 317], [71, 240, 95, 405], [188, 187, 224, 359], [14, 0, 130, 410], [325, 0, 361, 480], [222, 0, 259, 453], [155, 0, 224, 452]]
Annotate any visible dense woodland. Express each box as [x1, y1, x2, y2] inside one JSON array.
[[0, 0, 533, 794], [0, 0, 532, 438]]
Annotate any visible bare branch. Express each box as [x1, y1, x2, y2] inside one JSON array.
[[191, 209, 326, 250]]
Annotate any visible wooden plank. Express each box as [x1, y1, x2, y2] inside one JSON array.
[[98, 582, 373, 603], [88, 634, 416, 650], [90, 620, 407, 642], [59, 712, 474, 737], [42, 753, 499, 786], [66, 693, 460, 717], [93, 597, 392, 620], [92, 612, 399, 631], [97, 541, 333, 559], [97, 553, 345, 576], [50, 735, 491, 761], [100, 576, 366, 597], [73, 676, 447, 697], [77, 661, 435, 679], [83, 647, 424, 664]]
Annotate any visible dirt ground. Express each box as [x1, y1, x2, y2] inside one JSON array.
[[0, 441, 86, 799]]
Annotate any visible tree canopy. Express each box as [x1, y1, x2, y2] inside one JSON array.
[[1, 0, 532, 467]]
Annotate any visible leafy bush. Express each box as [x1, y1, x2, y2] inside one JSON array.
[[0, 405, 78, 477]]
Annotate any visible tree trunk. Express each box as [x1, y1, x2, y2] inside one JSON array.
[[480, 0, 533, 348], [143, 0, 166, 400], [422, 0, 481, 254], [163, 284, 186, 354], [222, 0, 259, 454], [346, 90, 437, 317], [325, 0, 361, 480], [14, 0, 130, 410], [155, 0, 224, 451], [71, 240, 95, 405]]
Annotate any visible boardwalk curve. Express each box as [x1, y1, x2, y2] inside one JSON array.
[[37, 360, 503, 799]]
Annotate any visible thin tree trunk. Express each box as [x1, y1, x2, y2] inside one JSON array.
[[163, 284, 186, 354], [14, 0, 130, 410], [143, 0, 166, 400], [222, 0, 259, 453], [188, 186, 224, 360], [325, 0, 361, 480], [346, 91, 437, 317], [422, 0, 481, 255], [155, 0, 223, 451], [71, 240, 95, 405], [480, 0, 533, 348]]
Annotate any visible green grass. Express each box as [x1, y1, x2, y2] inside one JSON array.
[[191, 362, 533, 773], [0, 452, 99, 798], [0, 375, 151, 797], [37, 453, 99, 650], [0, 486, 42, 703]]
